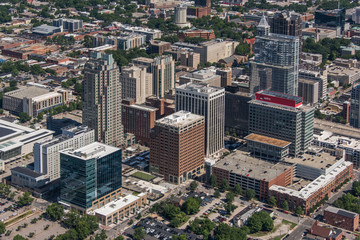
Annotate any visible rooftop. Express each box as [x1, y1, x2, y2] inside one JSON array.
[[213, 150, 291, 182], [11, 166, 44, 179], [314, 119, 360, 140], [61, 142, 120, 160], [324, 206, 358, 219], [245, 133, 291, 148], [284, 151, 340, 170], [156, 111, 204, 128], [176, 83, 224, 94], [257, 90, 302, 104], [4, 86, 50, 99]]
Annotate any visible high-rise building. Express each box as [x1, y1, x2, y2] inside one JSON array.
[[216, 68, 232, 87], [298, 79, 319, 105], [174, 4, 191, 28], [150, 111, 205, 184], [60, 142, 122, 212], [315, 8, 346, 32], [250, 16, 300, 96], [82, 52, 124, 147], [350, 83, 360, 128], [175, 83, 225, 156], [53, 18, 83, 32], [299, 69, 327, 100], [120, 65, 152, 104], [34, 125, 95, 181], [132, 55, 175, 98], [269, 11, 302, 36], [249, 90, 314, 156]]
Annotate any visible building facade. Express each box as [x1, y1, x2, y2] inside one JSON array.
[[82, 52, 124, 147], [34, 125, 94, 181], [150, 111, 205, 184], [350, 83, 360, 128], [60, 142, 122, 212], [175, 83, 225, 157], [323, 206, 359, 232], [298, 79, 319, 105], [53, 18, 83, 32], [269, 11, 302, 36]]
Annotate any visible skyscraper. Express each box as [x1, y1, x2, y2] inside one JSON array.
[[175, 83, 225, 157], [250, 16, 300, 96], [82, 52, 124, 147], [249, 90, 314, 156], [60, 142, 122, 212], [269, 11, 302, 36], [150, 111, 205, 184], [350, 83, 360, 128], [132, 55, 175, 98]]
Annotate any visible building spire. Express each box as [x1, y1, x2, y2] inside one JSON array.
[[257, 14, 270, 36]]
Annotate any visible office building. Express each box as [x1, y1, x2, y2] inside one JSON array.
[[178, 29, 215, 40], [120, 65, 152, 104], [315, 8, 345, 32], [53, 18, 83, 32], [92, 33, 146, 50], [122, 99, 157, 146], [299, 69, 327, 100], [150, 111, 205, 184], [352, 7, 360, 24], [250, 16, 300, 96], [180, 51, 200, 69], [216, 68, 232, 87], [60, 142, 122, 212], [298, 79, 319, 105], [0, 120, 53, 164], [82, 52, 124, 147], [179, 69, 221, 87], [350, 83, 360, 128], [11, 166, 49, 190], [249, 90, 315, 156], [3, 85, 71, 117], [46, 116, 81, 136], [150, 40, 171, 55], [269, 11, 302, 36], [225, 87, 252, 137], [132, 55, 175, 98], [176, 83, 225, 156], [34, 125, 95, 181], [323, 206, 359, 232], [116, 23, 162, 42], [174, 4, 191, 28], [328, 66, 360, 85]]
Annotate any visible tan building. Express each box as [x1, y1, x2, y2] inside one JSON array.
[[132, 55, 175, 98], [150, 111, 205, 184], [82, 51, 124, 147], [3, 85, 71, 117], [120, 65, 153, 104], [180, 51, 200, 69], [150, 40, 171, 55], [195, 40, 239, 63], [216, 68, 232, 87], [95, 193, 147, 226], [298, 79, 319, 105], [179, 69, 221, 87]]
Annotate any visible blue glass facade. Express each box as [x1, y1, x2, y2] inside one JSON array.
[[60, 148, 122, 210]]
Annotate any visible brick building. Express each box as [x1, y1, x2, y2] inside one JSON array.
[[323, 206, 359, 232], [150, 40, 171, 55], [178, 29, 216, 40], [150, 111, 205, 184]]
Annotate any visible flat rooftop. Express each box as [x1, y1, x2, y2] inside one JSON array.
[[156, 110, 204, 128], [94, 193, 146, 216], [176, 83, 224, 94], [284, 151, 340, 170], [245, 133, 291, 148], [61, 142, 120, 160], [4, 86, 50, 99], [132, 57, 153, 63], [314, 119, 360, 140], [324, 206, 358, 219], [213, 150, 291, 182], [128, 104, 158, 112]]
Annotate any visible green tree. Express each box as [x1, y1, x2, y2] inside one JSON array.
[[46, 203, 64, 221], [268, 196, 277, 208], [296, 206, 303, 215], [226, 192, 235, 203], [233, 184, 243, 196], [19, 112, 31, 123], [114, 236, 124, 240], [190, 181, 198, 192], [220, 179, 229, 192], [209, 174, 217, 188], [17, 192, 33, 207], [225, 202, 236, 214], [133, 227, 145, 240], [214, 189, 221, 198], [247, 212, 273, 233], [245, 189, 255, 200], [63, 209, 81, 228], [95, 230, 107, 240], [0, 222, 5, 235], [55, 229, 78, 240], [353, 181, 360, 196], [13, 235, 28, 240], [182, 197, 201, 215], [213, 223, 247, 240], [282, 200, 289, 211]]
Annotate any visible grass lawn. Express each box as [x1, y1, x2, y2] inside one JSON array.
[[132, 192, 140, 196], [5, 210, 33, 226], [282, 219, 297, 229], [271, 234, 286, 240], [131, 171, 155, 181]]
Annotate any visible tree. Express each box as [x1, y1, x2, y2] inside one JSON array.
[[209, 174, 217, 188], [182, 197, 201, 215], [190, 181, 198, 192], [0, 222, 5, 235], [19, 112, 31, 123], [233, 184, 243, 196], [63, 209, 81, 228], [282, 200, 289, 211], [247, 214, 262, 233], [247, 212, 273, 233], [46, 203, 64, 221], [133, 227, 145, 240], [226, 192, 235, 203], [115, 236, 124, 240], [245, 189, 255, 200], [95, 230, 107, 240], [268, 196, 277, 208], [225, 202, 236, 214], [214, 189, 221, 198], [213, 223, 247, 240], [296, 206, 303, 215], [17, 192, 33, 207], [353, 181, 360, 196], [220, 179, 229, 192], [13, 235, 28, 240]]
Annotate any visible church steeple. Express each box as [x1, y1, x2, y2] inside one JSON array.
[[257, 15, 270, 36]]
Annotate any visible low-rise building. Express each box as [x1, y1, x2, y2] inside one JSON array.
[[308, 221, 343, 240], [179, 69, 221, 87], [180, 51, 200, 69], [178, 29, 215, 40], [11, 166, 49, 189], [323, 206, 359, 232], [53, 18, 83, 32], [92, 33, 146, 50], [32, 25, 62, 36], [150, 40, 171, 55], [328, 66, 360, 85]]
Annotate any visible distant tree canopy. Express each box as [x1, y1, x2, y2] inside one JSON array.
[[0, 6, 11, 24]]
